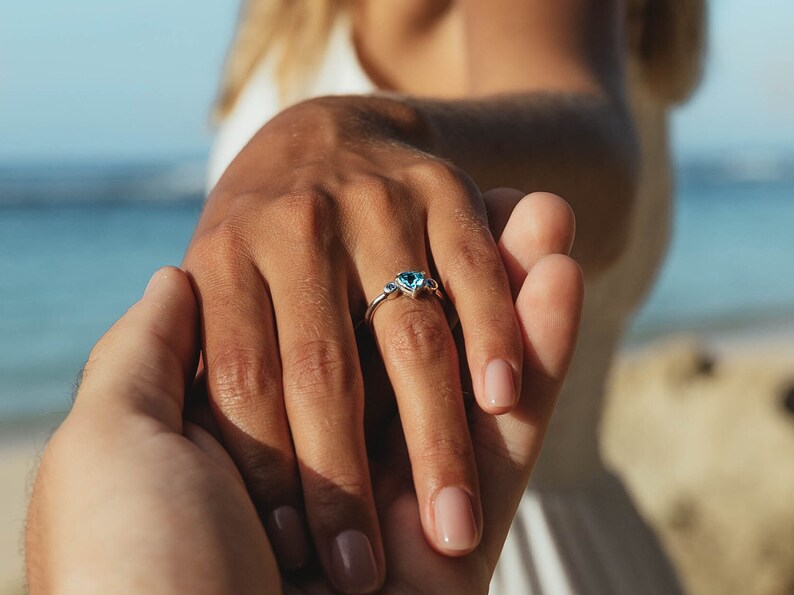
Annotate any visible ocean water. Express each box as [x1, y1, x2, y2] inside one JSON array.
[[1, 158, 794, 421], [633, 161, 794, 338]]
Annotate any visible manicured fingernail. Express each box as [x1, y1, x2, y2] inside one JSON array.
[[434, 487, 477, 551], [330, 530, 378, 594], [266, 506, 309, 570], [485, 359, 516, 408]]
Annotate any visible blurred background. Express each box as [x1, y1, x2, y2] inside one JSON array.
[[1, 1, 792, 593]]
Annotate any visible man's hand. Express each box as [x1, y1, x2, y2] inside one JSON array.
[[25, 267, 281, 594]]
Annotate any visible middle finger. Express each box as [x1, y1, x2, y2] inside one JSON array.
[[262, 207, 384, 594]]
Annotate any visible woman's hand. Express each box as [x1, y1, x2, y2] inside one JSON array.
[[284, 189, 583, 593], [183, 95, 525, 583], [26, 268, 281, 594]]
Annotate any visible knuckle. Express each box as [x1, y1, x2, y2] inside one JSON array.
[[387, 308, 453, 363], [349, 174, 393, 204], [208, 347, 279, 412], [448, 237, 494, 277], [346, 175, 420, 241], [410, 160, 469, 194], [414, 434, 471, 468], [189, 221, 250, 269], [472, 311, 520, 350], [272, 189, 335, 246], [282, 339, 356, 397], [220, 190, 268, 213], [447, 239, 509, 298]]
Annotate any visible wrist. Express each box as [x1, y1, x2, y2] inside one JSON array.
[[279, 94, 439, 155]]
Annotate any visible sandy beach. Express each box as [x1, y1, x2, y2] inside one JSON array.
[[1, 332, 792, 594], [1, 450, 33, 595], [0, 416, 62, 595], [603, 331, 794, 595]]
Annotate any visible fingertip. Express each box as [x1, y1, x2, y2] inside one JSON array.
[[143, 265, 194, 302], [140, 266, 199, 330], [499, 193, 576, 284], [430, 485, 482, 557], [476, 402, 516, 416], [530, 192, 576, 253], [75, 266, 201, 428], [477, 358, 518, 415], [329, 529, 382, 594], [517, 254, 584, 319], [536, 253, 584, 300], [127, 265, 201, 389], [266, 506, 311, 572], [516, 254, 584, 382]]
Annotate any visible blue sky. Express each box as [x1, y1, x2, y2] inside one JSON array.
[[1, 0, 792, 161], [671, 0, 794, 158]]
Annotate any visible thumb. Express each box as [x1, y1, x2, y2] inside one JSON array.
[[73, 267, 200, 432]]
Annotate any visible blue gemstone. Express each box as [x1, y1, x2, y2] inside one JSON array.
[[396, 271, 426, 292]]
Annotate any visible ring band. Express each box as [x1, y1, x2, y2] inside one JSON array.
[[364, 271, 445, 329]]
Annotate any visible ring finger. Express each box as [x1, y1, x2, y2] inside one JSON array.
[[360, 247, 482, 557]]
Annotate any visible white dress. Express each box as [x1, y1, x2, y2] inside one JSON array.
[[208, 16, 684, 595]]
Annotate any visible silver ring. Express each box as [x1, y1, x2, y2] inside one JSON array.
[[364, 271, 445, 330]]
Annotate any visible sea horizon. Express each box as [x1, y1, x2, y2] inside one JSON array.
[[2, 153, 794, 421]]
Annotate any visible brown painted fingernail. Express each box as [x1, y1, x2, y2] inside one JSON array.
[[266, 506, 309, 570], [485, 359, 516, 408], [330, 529, 379, 594], [434, 486, 477, 552]]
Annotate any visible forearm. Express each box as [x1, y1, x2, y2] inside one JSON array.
[[403, 91, 639, 277]]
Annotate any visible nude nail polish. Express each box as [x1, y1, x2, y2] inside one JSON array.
[[485, 359, 516, 408], [434, 486, 477, 551]]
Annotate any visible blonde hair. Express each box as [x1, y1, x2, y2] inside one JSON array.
[[215, 0, 705, 119], [214, 0, 347, 120]]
